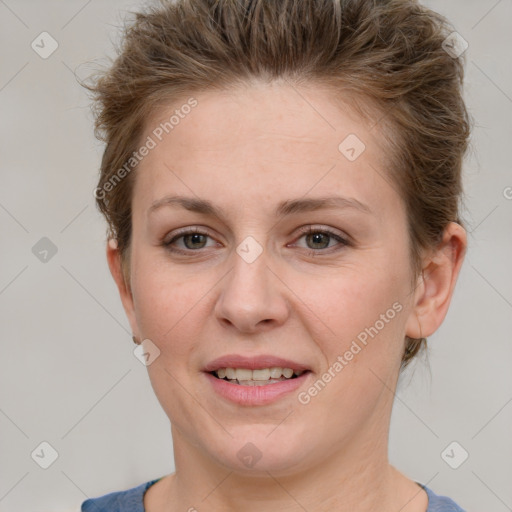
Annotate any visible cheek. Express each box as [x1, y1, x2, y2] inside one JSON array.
[[131, 263, 208, 429], [131, 260, 206, 358], [299, 271, 409, 426], [314, 263, 410, 370]]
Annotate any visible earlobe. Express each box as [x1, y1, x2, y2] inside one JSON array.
[[405, 222, 467, 339]]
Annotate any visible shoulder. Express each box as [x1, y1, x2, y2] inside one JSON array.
[[81, 478, 162, 512], [420, 484, 466, 512]]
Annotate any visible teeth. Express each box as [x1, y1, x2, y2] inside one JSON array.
[[230, 378, 287, 386], [269, 367, 283, 378], [252, 368, 270, 380], [235, 368, 253, 381], [282, 368, 294, 378], [214, 367, 304, 381]]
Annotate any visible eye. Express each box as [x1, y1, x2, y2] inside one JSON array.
[[162, 225, 350, 256], [163, 227, 217, 253], [292, 226, 349, 254]]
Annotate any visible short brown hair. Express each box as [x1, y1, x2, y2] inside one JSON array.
[[84, 0, 471, 369]]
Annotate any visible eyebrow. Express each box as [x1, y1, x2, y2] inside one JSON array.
[[148, 195, 372, 219]]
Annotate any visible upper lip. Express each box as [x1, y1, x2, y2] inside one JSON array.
[[204, 354, 311, 372]]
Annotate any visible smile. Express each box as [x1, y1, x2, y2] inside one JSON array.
[[205, 369, 311, 406], [211, 367, 305, 386]]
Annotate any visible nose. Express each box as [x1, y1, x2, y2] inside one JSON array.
[[214, 245, 290, 334]]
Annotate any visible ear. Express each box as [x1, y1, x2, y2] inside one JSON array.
[[106, 239, 140, 338], [405, 222, 467, 339]]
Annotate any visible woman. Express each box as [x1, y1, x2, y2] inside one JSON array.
[[82, 0, 470, 510]]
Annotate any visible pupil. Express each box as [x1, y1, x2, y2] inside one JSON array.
[[308, 233, 329, 249], [184, 233, 330, 250], [185, 233, 206, 249]]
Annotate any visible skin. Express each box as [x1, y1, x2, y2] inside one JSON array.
[[106, 81, 466, 512]]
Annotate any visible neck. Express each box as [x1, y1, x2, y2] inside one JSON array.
[[165, 419, 407, 512]]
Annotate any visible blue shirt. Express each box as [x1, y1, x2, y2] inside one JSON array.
[[81, 479, 466, 511]]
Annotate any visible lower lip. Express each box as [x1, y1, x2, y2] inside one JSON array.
[[204, 371, 311, 406]]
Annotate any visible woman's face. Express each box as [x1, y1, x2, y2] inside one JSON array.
[[118, 82, 423, 474]]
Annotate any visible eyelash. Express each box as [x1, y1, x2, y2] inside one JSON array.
[[162, 226, 350, 256]]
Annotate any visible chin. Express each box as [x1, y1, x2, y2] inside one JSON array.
[[213, 426, 313, 475]]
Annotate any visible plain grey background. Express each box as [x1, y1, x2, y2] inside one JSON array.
[[1, 0, 511, 510]]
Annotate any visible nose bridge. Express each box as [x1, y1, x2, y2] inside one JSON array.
[[214, 235, 289, 332]]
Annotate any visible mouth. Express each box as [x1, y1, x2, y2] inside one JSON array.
[[204, 356, 313, 405], [208, 367, 310, 386]]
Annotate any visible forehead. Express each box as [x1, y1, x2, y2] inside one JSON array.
[[144, 82, 380, 158], [133, 82, 400, 217]]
